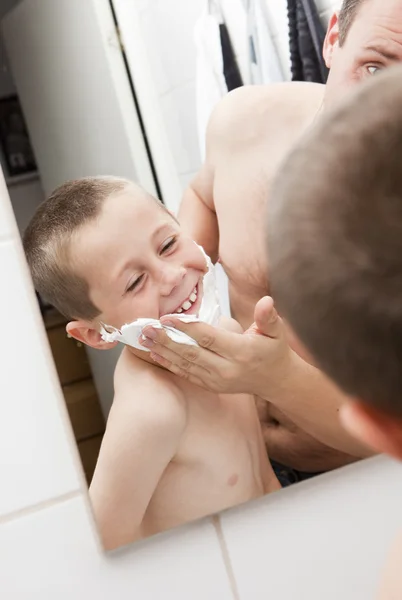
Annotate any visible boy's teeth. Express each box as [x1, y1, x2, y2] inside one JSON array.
[[176, 286, 198, 312]]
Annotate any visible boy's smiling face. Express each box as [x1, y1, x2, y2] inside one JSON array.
[[71, 187, 207, 331]]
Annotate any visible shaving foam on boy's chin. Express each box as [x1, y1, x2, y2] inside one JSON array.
[[99, 245, 221, 352]]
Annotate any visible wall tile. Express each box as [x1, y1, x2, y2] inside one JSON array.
[[151, 0, 204, 91], [221, 457, 402, 600], [0, 495, 234, 600], [160, 82, 202, 175], [0, 239, 80, 518]]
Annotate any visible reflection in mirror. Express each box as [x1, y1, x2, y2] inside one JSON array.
[[22, 175, 282, 551], [1, 0, 366, 552]]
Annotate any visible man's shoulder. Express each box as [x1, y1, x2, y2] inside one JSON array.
[[207, 82, 325, 149]]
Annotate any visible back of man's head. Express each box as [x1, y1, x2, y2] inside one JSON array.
[[268, 65, 402, 422]]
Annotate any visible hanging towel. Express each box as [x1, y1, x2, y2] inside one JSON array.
[[246, 0, 284, 85], [287, 0, 329, 83], [194, 2, 244, 159]]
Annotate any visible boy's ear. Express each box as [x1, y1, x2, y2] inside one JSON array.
[[66, 321, 118, 350]]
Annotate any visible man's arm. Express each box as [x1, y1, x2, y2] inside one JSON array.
[[179, 85, 262, 262], [142, 298, 374, 459], [178, 95, 226, 262], [179, 164, 219, 263], [89, 373, 186, 550]]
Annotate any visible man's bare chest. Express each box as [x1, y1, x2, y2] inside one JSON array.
[[214, 177, 270, 296]]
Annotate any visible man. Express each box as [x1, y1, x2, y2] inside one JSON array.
[[144, 0, 401, 476], [266, 63, 402, 600], [144, 56, 402, 599]]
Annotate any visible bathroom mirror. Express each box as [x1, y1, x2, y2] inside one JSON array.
[[0, 0, 364, 551]]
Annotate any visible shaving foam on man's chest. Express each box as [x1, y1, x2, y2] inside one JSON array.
[[100, 245, 221, 351]]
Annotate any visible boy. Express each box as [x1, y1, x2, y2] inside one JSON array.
[[23, 177, 280, 550]]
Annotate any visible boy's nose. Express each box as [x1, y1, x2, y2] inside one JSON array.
[[159, 265, 186, 296]]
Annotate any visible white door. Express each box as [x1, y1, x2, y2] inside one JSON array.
[[2, 0, 157, 415], [111, 0, 183, 214]]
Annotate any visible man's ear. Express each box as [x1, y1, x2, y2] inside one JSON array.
[[323, 12, 340, 68], [66, 321, 118, 350], [340, 400, 402, 460]]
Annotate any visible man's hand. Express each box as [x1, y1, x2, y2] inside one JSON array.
[[140, 297, 295, 397]]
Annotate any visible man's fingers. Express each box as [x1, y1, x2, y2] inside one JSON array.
[[157, 318, 242, 358], [149, 352, 213, 390], [146, 340, 208, 374], [252, 296, 282, 339], [141, 326, 212, 367]]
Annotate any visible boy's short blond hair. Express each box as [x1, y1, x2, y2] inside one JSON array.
[[24, 176, 149, 320], [268, 65, 402, 417]]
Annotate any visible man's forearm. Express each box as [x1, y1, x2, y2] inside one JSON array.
[[258, 353, 376, 459], [179, 187, 219, 263]]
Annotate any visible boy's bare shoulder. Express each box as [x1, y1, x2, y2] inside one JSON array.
[[111, 348, 187, 428], [206, 82, 325, 155]]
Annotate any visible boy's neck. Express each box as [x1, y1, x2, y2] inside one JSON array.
[[125, 344, 164, 369]]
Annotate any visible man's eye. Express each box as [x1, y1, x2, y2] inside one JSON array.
[[367, 65, 381, 76], [127, 275, 144, 293], [160, 237, 177, 254]]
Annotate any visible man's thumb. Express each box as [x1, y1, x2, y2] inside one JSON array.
[[253, 296, 282, 339]]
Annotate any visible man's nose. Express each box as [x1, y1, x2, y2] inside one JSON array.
[[159, 264, 186, 296]]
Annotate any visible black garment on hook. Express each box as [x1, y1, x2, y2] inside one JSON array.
[[219, 22, 243, 91], [287, 0, 329, 83]]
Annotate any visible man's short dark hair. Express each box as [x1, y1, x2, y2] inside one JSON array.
[[338, 0, 366, 46], [268, 65, 402, 418]]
